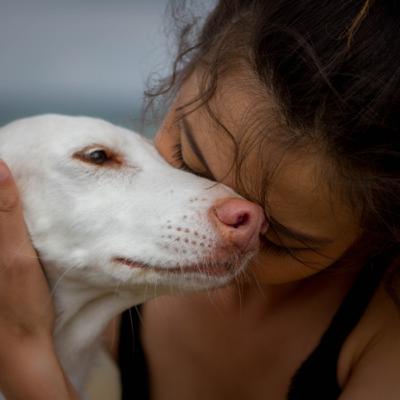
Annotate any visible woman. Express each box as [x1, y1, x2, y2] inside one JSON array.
[[1, 0, 400, 399]]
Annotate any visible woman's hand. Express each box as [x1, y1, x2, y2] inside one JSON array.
[[0, 160, 54, 348], [0, 160, 79, 399]]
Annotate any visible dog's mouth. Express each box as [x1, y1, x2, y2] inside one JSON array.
[[112, 257, 238, 277]]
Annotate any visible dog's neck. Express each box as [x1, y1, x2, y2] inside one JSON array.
[[46, 265, 152, 392]]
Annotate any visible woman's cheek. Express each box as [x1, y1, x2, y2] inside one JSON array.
[[248, 251, 333, 284], [154, 113, 180, 163]]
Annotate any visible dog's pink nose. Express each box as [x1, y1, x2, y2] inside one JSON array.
[[212, 198, 267, 252]]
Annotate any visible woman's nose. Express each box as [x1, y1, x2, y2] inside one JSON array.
[[211, 198, 268, 252]]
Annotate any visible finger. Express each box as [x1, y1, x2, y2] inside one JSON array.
[[0, 161, 54, 335], [0, 161, 50, 309], [0, 160, 20, 211], [0, 160, 37, 268]]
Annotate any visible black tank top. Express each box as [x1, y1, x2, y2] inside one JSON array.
[[118, 250, 395, 400]]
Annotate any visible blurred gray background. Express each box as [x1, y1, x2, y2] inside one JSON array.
[[0, 0, 180, 136]]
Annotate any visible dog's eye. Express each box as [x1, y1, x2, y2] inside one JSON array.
[[73, 146, 123, 167], [86, 149, 109, 164]]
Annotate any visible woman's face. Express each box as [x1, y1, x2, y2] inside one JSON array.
[[154, 69, 362, 284]]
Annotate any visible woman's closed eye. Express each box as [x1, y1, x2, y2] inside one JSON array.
[[172, 142, 214, 180], [172, 142, 193, 172], [261, 235, 314, 256]]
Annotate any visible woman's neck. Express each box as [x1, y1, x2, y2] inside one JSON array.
[[214, 262, 364, 320]]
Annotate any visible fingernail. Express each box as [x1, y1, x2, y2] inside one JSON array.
[[0, 160, 10, 182]]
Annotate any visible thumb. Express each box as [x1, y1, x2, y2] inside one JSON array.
[[0, 160, 19, 212], [0, 160, 54, 340], [0, 160, 34, 261]]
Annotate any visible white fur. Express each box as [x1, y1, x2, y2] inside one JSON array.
[[0, 115, 253, 396]]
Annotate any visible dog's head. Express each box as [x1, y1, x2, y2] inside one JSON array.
[[0, 115, 265, 294]]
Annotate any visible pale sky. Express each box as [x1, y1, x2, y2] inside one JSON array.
[[0, 0, 186, 131]]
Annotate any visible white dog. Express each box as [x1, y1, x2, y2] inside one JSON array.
[[0, 114, 265, 397]]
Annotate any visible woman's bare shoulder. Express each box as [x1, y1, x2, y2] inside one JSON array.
[[337, 282, 400, 399]]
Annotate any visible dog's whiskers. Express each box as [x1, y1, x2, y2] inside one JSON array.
[[127, 308, 135, 345], [108, 315, 119, 359], [50, 265, 78, 298], [253, 270, 267, 299], [113, 281, 122, 297], [144, 281, 150, 303]]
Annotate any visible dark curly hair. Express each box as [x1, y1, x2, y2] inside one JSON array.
[[145, 0, 400, 295]]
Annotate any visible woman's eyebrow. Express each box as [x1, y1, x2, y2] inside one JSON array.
[[180, 117, 216, 180], [269, 216, 334, 247]]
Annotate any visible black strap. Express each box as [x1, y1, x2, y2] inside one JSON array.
[[287, 248, 397, 399], [117, 249, 398, 400], [118, 306, 149, 400]]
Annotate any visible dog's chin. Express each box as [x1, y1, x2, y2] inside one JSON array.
[[112, 256, 250, 289]]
